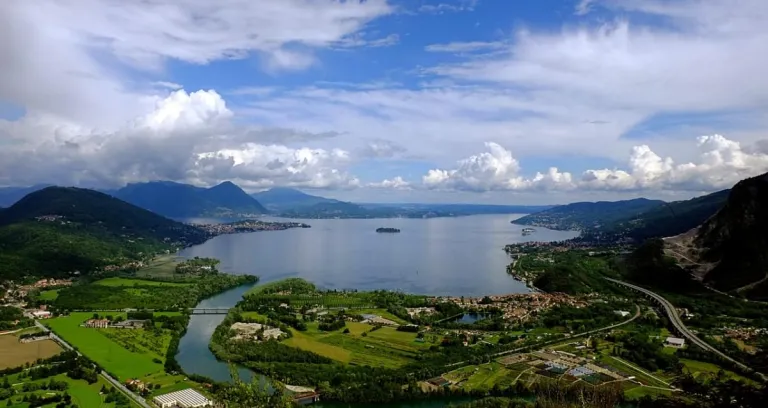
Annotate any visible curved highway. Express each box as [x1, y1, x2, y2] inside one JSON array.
[[606, 278, 766, 382]]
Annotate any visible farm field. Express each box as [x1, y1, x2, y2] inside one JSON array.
[[0, 333, 62, 369], [135, 255, 180, 278], [93, 277, 191, 287], [44, 312, 165, 380], [281, 320, 436, 368]]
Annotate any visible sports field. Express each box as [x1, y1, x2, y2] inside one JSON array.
[[0, 333, 62, 370], [44, 312, 165, 380]]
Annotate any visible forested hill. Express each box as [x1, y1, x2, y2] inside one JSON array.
[[676, 172, 768, 299], [605, 189, 729, 241], [513, 198, 664, 231], [0, 187, 208, 279], [113, 180, 268, 218]]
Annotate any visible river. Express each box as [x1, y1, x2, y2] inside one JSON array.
[[175, 214, 578, 406]]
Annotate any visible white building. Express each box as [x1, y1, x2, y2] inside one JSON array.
[[613, 310, 630, 318], [665, 337, 686, 348], [32, 310, 52, 319], [153, 388, 212, 408]]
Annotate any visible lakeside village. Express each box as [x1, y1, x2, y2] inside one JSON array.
[[192, 219, 311, 235]]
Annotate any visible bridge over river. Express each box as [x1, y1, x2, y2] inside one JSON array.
[[188, 308, 230, 315]]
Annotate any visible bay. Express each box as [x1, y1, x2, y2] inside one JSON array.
[[179, 214, 578, 296]]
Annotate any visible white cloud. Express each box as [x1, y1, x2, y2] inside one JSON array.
[[425, 41, 506, 53], [0, 90, 359, 190], [574, 0, 596, 16], [423, 135, 768, 192], [0, 0, 393, 126], [422, 142, 575, 192], [419, 0, 478, 14], [368, 176, 411, 190]]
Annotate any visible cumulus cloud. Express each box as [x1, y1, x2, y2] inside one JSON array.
[[368, 176, 411, 190], [422, 142, 574, 192], [0, 0, 393, 125], [421, 136, 768, 192], [0, 90, 359, 190]]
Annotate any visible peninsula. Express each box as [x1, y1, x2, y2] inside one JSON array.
[[193, 219, 311, 236], [375, 227, 400, 233]]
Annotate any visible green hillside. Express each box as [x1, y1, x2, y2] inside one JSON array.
[[0, 187, 208, 279]]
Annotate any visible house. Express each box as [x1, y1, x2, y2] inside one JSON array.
[[285, 385, 321, 405], [426, 376, 451, 387], [32, 310, 52, 319], [153, 388, 212, 408], [84, 319, 109, 328], [665, 337, 686, 348], [613, 310, 630, 318], [125, 379, 146, 391]]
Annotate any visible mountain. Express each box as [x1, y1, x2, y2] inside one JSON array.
[[513, 198, 665, 231], [114, 181, 267, 218], [606, 189, 730, 241], [664, 173, 768, 299], [0, 184, 50, 207], [251, 187, 340, 212], [0, 187, 208, 279]]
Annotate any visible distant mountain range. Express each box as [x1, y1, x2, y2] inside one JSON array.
[[251, 187, 341, 212], [513, 198, 665, 231], [112, 181, 268, 218], [0, 184, 51, 207], [0, 187, 207, 279]]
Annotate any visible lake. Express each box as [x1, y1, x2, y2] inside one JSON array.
[[175, 214, 578, 406], [179, 214, 579, 297]]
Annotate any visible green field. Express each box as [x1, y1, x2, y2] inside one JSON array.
[[135, 255, 180, 278], [44, 312, 165, 380], [93, 277, 191, 287], [680, 358, 754, 383], [38, 289, 60, 301], [1, 373, 141, 408], [281, 319, 436, 368]]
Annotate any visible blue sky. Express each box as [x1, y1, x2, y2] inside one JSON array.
[[1, 0, 768, 204]]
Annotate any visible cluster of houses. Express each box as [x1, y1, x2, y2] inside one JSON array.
[[431, 292, 588, 322], [83, 318, 147, 329]]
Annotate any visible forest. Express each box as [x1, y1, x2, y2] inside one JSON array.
[[51, 274, 256, 310]]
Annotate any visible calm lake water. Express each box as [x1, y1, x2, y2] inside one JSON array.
[[175, 215, 578, 406], [180, 214, 578, 297]]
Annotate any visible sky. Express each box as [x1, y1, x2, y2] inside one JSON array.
[[1, 0, 768, 205]]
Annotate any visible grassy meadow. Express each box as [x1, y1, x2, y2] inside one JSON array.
[[281, 318, 436, 368], [44, 312, 169, 380]]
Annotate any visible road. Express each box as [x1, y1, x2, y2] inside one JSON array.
[[34, 321, 153, 408], [605, 278, 767, 382], [446, 304, 641, 368]]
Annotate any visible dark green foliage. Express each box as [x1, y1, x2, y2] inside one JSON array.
[[531, 252, 626, 295], [694, 173, 768, 297], [53, 274, 255, 310], [612, 189, 729, 241], [514, 198, 664, 230], [624, 239, 696, 291], [611, 332, 680, 372], [537, 302, 628, 332], [0, 187, 208, 279], [0, 306, 32, 331]]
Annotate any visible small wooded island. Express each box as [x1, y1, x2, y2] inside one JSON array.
[[376, 227, 401, 233]]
